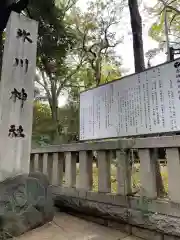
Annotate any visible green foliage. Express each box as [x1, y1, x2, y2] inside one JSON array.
[[32, 100, 79, 146], [149, 12, 165, 42], [31, 0, 125, 144], [29, 0, 75, 68], [149, 0, 180, 47], [101, 62, 122, 84], [0, 0, 126, 145], [68, 0, 123, 86], [32, 102, 54, 145], [30, 0, 80, 143], [58, 104, 79, 142]]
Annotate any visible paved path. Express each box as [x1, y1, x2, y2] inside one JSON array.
[[18, 212, 141, 240]]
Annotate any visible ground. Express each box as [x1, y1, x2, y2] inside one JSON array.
[[18, 212, 141, 240]]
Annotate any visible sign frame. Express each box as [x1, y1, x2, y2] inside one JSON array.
[[79, 58, 180, 142]]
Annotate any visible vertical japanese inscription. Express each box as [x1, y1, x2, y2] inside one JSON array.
[[168, 79, 177, 130], [80, 60, 180, 140]]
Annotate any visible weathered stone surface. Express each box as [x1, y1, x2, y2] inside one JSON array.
[[0, 172, 54, 238], [131, 226, 162, 240], [54, 195, 129, 222], [54, 194, 180, 237], [70, 212, 107, 226], [164, 235, 180, 240], [107, 220, 131, 234], [129, 209, 180, 237]]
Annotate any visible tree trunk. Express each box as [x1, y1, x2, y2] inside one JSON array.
[[0, 31, 3, 78], [48, 80, 60, 143], [128, 0, 145, 73], [155, 160, 166, 197], [128, 1, 165, 196], [50, 98, 59, 143], [95, 56, 102, 86]]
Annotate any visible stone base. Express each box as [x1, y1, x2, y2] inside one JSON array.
[[164, 236, 180, 240], [59, 210, 180, 240], [54, 194, 180, 240]]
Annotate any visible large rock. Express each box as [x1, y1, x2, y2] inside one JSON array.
[[0, 172, 54, 238]]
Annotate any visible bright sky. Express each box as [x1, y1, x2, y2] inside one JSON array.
[[59, 0, 166, 106]]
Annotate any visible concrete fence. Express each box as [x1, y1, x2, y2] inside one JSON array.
[[31, 136, 180, 240]]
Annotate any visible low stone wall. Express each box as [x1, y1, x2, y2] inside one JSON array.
[[31, 137, 180, 240], [53, 186, 180, 240]]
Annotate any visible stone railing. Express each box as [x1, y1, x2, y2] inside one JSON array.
[[31, 136, 180, 240]]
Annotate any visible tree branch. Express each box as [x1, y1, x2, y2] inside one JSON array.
[[64, 0, 77, 11], [35, 72, 52, 105], [170, 13, 179, 27], [35, 74, 46, 89], [59, 0, 77, 19], [56, 58, 85, 97], [159, 0, 180, 14], [63, 84, 85, 88]]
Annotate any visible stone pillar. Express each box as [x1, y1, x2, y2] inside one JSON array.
[[52, 153, 63, 186], [65, 152, 76, 187], [42, 153, 48, 176], [166, 148, 180, 203], [34, 154, 39, 172], [0, 12, 38, 180], [139, 149, 157, 198], [97, 151, 111, 193], [78, 151, 93, 190], [116, 150, 131, 195]]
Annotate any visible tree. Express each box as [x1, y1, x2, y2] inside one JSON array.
[[32, 102, 54, 146], [128, 0, 145, 73], [32, 98, 79, 146], [0, 32, 3, 77], [58, 104, 79, 143], [159, 0, 180, 14], [149, 0, 180, 53], [69, 0, 123, 86], [35, 0, 125, 143], [29, 0, 79, 142], [69, 61, 122, 91], [145, 47, 163, 68]]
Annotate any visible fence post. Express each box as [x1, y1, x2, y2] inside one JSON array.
[[139, 149, 157, 198], [52, 153, 64, 186], [97, 151, 111, 193], [116, 150, 131, 195], [78, 151, 93, 191], [34, 154, 39, 172], [166, 148, 180, 203], [65, 152, 76, 188]]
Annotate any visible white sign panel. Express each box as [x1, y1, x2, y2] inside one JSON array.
[[80, 60, 180, 140]]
